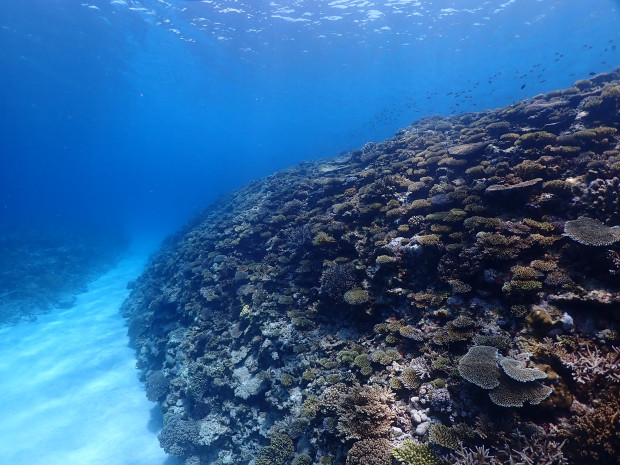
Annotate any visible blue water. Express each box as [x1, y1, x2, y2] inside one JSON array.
[[1, 0, 618, 238], [0, 1, 619, 463]]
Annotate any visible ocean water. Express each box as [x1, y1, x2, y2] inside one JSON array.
[[1, 0, 619, 236], [0, 248, 178, 464], [0, 0, 619, 463]]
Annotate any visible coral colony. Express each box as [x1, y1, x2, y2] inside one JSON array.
[[123, 70, 620, 465]]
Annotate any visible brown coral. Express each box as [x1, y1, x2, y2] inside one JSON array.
[[346, 439, 393, 465], [564, 216, 620, 246]]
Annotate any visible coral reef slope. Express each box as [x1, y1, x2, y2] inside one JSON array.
[[123, 70, 620, 465]]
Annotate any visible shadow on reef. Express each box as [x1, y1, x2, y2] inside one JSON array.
[[122, 70, 620, 465]]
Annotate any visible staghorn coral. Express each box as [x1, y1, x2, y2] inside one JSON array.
[[409, 356, 432, 380], [448, 444, 494, 465], [449, 432, 568, 465], [564, 343, 620, 385]]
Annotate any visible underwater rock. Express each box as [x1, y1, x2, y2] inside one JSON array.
[[123, 70, 620, 465]]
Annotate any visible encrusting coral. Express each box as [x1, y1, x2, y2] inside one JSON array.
[[122, 70, 620, 465]]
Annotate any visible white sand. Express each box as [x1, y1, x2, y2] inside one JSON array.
[[0, 251, 178, 465]]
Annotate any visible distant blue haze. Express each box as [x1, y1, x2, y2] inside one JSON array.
[[1, 0, 618, 239]]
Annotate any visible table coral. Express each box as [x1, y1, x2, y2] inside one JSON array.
[[564, 216, 620, 246]]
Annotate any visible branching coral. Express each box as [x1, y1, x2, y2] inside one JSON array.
[[565, 343, 620, 385], [319, 263, 357, 300], [449, 430, 568, 465], [392, 440, 441, 465], [427, 423, 461, 450], [561, 392, 620, 463], [321, 384, 396, 440], [533, 338, 620, 385], [255, 434, 295, 465], [346, 439, 392, 465]]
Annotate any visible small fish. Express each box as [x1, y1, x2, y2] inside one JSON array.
[[520, 84, 526, 89]]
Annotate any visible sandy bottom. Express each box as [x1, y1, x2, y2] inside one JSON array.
[[0, 250, 179, 465]]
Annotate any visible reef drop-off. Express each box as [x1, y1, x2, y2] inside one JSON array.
[[122, 70, 620, 465]]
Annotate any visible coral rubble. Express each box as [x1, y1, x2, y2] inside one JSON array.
[[122, 70, 620, 465]]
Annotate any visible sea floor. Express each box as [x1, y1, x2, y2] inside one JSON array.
[[0, 247, 178, 465]]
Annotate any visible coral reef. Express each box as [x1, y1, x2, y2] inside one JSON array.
[[345, 439, 392, 465], [458, 345, 552, 407], [122, 70, 620, 465], [564, 216, 620, 246], [392, 440, 441, 465], [0, 225, 128, 325]]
